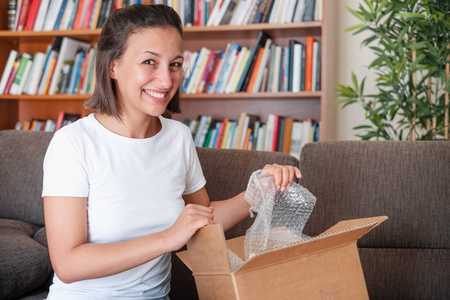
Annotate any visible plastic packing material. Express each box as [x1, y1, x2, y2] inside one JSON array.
[[243, 169, 317, 260]]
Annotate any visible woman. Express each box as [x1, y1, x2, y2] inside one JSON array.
[[43, 4, 301, 299]]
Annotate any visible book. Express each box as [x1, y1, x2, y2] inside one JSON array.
[[35, 36, 61, 94], [271, 45, 282, 92], [69, 50, 86, 94], [53, 0, 69, 30], [82, 0, 96, 29], [16, 0, 31, 31], [215, 42, 240, 94], [214, 118, 228, 148], [276, 116, 285, 152], [311, 40, 318, 91], [41, 54, 58, 95], [22, 51, 46, 95], [8, 0, 17, 31], [89, 0, 103, 29], [9, 53, 32, 95], [55, 60, 73, 94], [232, 112, 247, 149], [237, 30, 269, 92], [225, 47, 247, 93], [0, 50, 19, 94], [205, 51, 225, 93], [229, 48, 250, 93], [80, 46, 95, 94], [289, 120, 303, 159], [43, 0, 64, 31], [314, 40, 322, 91], [3, 55, 21, 95], [24, 0, 42, 31], [206, 0, 224, 26], [194, 115, 210, 146], [49, 37, 91, 95], [262, 0, 275, 23], [265, 43, 276, 92], [305, 36, 314, 91], [255, 124, 265, 151], [33, 0, 50, 30], [292, 0, 306, 22], [55, 110, 82, 131], [282, 117, 294, 154], [72, 0, 86, 29], [186, 47, 210, 94], [251, 38, 272, 92], [212, 0, 231, 26], [197, 51, 216, 93], [300, 118, 313, 149], [220, 120, 232, 148], [245, 47, 264, 92], [229, 0, 253, 25], [240, 114, 259, 149], [290, 40, 303, 92], [16, 57, 33, 94], [59, 0, 76, 30], [224, 121, 236, 148], [219, 0, 239, 25]]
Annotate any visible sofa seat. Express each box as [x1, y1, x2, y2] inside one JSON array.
[[0, 219, 52, 300]]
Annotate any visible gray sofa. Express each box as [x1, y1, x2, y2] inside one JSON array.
[[0, 130, 448, 299]]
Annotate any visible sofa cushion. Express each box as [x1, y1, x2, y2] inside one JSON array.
[[0, 130, 54, 226], [299, 141, 450, 249], [0, 219, 52, 300]]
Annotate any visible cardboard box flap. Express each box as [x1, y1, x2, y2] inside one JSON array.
[[176, 250, 192, 271], [236, 216, 388, 274], [186, 224, 231, 274], [320, 216, 388, 236]]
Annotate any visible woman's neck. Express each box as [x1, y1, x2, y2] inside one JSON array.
[[94, 113, 162, 139]]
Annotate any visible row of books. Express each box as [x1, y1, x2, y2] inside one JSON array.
[[182, 31, 321, 94], [185, 112, 319, 159], [15, 111, 83, 132], [200, 0, 323, 27], [7, 0, 133, 32], [7, 0, 322, 32], [0, 36, 96, 96]]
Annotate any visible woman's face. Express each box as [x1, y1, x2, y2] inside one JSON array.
[[110, 26, 184, 118]]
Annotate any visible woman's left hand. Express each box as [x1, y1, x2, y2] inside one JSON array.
[[263, 164, 302, 192]]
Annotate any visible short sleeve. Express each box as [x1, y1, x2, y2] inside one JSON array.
[[183, 131, 206, 195], [42, 130, 89, 197]]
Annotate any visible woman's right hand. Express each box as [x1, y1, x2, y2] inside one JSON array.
[[163, 203, 214, 251]]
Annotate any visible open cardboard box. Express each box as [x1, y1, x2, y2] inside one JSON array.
[[177, 216, 388, 300]]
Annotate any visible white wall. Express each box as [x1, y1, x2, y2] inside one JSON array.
[[335, 0, 377, 140]]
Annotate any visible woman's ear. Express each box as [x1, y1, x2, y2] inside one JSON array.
[[110, 62, 118, 79]]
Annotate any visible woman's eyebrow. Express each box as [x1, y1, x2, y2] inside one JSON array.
[[142, 51, 184, 60]]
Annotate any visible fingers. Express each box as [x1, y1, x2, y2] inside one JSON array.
[[165, 204, 215, 251], [263, 164, 302, 192]]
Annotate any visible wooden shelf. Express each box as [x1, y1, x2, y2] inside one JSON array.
[[182, 91, 322, 99], [0, 0, 337, 140], [0, 94, 91, 100], [0, 91, 321, 101]]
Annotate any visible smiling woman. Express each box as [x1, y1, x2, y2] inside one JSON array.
[[42, 4, 301, 300]]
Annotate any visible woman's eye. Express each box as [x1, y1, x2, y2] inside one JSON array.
[[171, 62, 183, 68], [144, 59, 155, 65]]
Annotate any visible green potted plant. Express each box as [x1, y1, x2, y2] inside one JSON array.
[[337, 0, 450, 140]]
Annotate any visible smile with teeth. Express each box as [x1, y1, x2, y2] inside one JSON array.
[[144, 90, 166, 99]]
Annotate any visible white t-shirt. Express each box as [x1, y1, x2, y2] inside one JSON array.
[[42, 114, 206, 299]]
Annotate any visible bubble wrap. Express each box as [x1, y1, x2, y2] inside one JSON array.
[[244, 169, 316, 260]]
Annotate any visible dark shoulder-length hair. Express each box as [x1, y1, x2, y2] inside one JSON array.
[[85, 4, 183, 118]]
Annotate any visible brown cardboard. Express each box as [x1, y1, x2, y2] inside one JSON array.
[[177, 216, 388, 300]]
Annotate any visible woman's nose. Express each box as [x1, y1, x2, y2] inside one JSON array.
[[155, 66, 172, 89]]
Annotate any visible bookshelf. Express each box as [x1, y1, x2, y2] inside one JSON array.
[[0, 0, 337, 141]]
